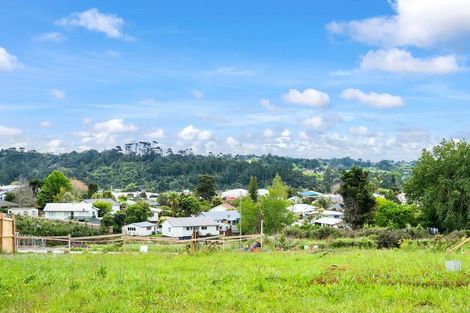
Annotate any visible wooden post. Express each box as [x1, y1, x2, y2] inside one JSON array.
[[12, 214, 16, 253], [260, 219, 264, 249], [0, 213, 3, 253], [68, 234, 71, 252]]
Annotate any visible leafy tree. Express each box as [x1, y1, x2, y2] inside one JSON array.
[[52, 187, 75, 203], [167, 192, 179, 217], [29, 179, 43, 197], [124, 183, 139, 192], [196, 174, 216, 200], [87, 183, 98, 198], [179, 195, 202, 216], [259, 175, 294, 234], [404, 139, 470, 231], [248, 176, 259, 202], [93, 201, 113, 217], [124, 201, 151, 224], [373, 198, 418, 229], [238, 197, 261, 234], [4, 192, 15, 203], [37, 170, 72, 208], [211, 195, 223, 207], [339, 166, 376, 229]]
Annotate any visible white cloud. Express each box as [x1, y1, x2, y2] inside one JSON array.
[[225, 136, 239, 146], [327, 0, 470, 48], [137, 98, 158, 105], [94, 119, 137, 133], [361, 48, 460, 74], [341, 88, 405, 108], [46, 139, 67, 153], [35, 32, 65, 42], [260, 98, 277, 111], [56, 8, 127, 39], [147, 129, 165, 139], [283, 88, 330, 107], [191, 90, 204, 99], [263, 129, 274, 138], [349, 126, 370, 136], [49, 89, 66, 100], [0, 125, 22, 136], [177, 125, 213, 141], [303, 117, 328, 129], [40, 121, 52, 128], [281, 129, 291, 137], [83, 117, 92, 124], [0, 47, 19, 71], [298, 131, 309, 140]]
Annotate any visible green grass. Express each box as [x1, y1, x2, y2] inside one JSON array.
[[1, 249, 469, 312]]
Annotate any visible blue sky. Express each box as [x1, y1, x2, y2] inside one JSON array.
[[1, 0, 470, 160]]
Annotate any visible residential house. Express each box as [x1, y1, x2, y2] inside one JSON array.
[[199, 210, 240, 234], [161, 217, 219, 239], [287, 204, 317, 216], [0, 185, 20, 200], [312, 217, 344, 228], [43, 203, 98, 222], [209, 203, 235, 212], [221, 189, 247, 201], [83, 198, 120, 213], [0, 199, 17, 208], [122, 222, 156, 236], [148, 208, 162, 223], [8, 207, 38, 217]]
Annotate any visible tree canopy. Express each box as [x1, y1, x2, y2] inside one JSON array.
[[36, 170, 72, 208]]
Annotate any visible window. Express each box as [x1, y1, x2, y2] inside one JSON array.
[[23, 211, 28, 216], [168, 227, 171, 232], [201, 226, 207, 230], [146, 227, 152, 230], [128, 227, 136, 231], [31, 211, 36, 216], [186, 227, 191, 231]]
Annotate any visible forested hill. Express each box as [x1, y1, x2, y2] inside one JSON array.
[[0, 146, 412, 192]]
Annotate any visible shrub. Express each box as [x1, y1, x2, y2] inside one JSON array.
[[329, 237, 377, 249], [16, 215, 106, 237]]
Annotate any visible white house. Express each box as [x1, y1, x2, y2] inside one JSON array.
[[83, 198, 120, 213], [312, 217, 344, 228], [43, 203, 98, 221], [0, 185, 20, 200], [199, 210, 240, 233], [122, 222, 156, 236], [161, 217, 219, 239], [287, 204, 317, 215], [221, 189, 247, 201], [320, 210, 344, 219], [209, 203, 236, 212], [148, 208, 162, 223], [8, 207, 38, 217]]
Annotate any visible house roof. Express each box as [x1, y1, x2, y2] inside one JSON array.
[[327, 203, 343, 211], [200, 211, 240, 221], [164, 217, 219, 227], [44, 203, 97, 212], [313, 217, 343, 225], [83, 198, 120, 206], [321, 210, 344, 217], [0, 199, 17, 207], [287, 204, 316, 214], [126, 222, 155, 228], [209, 203, 235, 212], [221, 189, 247, 199], [299, 191, 322, 197]]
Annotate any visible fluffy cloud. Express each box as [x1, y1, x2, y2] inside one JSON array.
[[146, 129, 166, 139], [94, 119, 138, 133], [46, 139, 67, 153], [327, 0, 470, 48], [40, 121, 52, 128], [0, 47, 19, 71], [225, 136, 239, 146], [260, 98, 277, 111], [177, 125, 214, 141], [56, 8, 127, 39], [191, 90, 204, 99], [303, 117, 328, 129], [49, 89, 66, 100], [349, 126, 371, 136], [35, 32, 65, 42], [263, 129, 274, 138], [360, 49, 460, 74], [341, 88, 404, 108], [0, 125, 22, 136], [283, 88, 330, 107]]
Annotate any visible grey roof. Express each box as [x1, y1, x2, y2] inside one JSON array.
[[83, 198, 120, 206], [0, 200, 18, 207], [200, 211, 240, 221], [127, 222, 155, 228], [44, 203, 96, 212], [165, 217, 219, 227]]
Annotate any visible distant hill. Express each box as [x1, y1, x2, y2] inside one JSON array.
[[0, 145, 412, 192]]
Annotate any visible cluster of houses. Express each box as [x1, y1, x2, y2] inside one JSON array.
[[1, 183, 351, 239]]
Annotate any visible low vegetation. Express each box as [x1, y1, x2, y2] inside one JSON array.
[[1, 249, 468, 312]]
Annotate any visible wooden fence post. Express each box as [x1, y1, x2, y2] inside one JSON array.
[[68, 234, 71, 252], [12, 214, 16, 253], [0, 213, 3, 253], [260, 219, 264, 249]]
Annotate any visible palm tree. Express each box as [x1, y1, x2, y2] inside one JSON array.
[[167, 192, 179, 217]]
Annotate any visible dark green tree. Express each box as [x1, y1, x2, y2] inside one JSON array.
[[248, 176, 259, 202], [339, 166, 376, 229], [195, 174, 216, 200], [87, 183, 98, 198], [93, 201, 112, 217], [404, 139, 470, 231], [36, 170, 72, 208], [124, 202, 151, 224], [179, 195, 202, 216]]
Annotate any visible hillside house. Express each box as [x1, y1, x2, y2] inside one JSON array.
[[43, 203, 98, 222], [199, 210, 240, 233], [8, 207, 38, 217], [122, 222, 156, 236], [161, 217, 219, 239]]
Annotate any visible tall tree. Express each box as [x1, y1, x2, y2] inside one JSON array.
[[12, 178, 35, 207], [404, 139, 470, 231], [339, 166, 376, 229], [167, 192, 179, 217], [36, 170, 72, 208], [248, 176, 259, 202], [259, 175, 293, 234], [196, 174, 216, 200], [87, 183, 98, 198], [125, 201, 151, 224]]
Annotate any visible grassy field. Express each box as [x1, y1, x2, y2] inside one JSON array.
[[1, 249, 469, 313]]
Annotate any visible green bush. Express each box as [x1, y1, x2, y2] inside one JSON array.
[[329, 237, 377, 249], [16, 216, 106, 237]]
